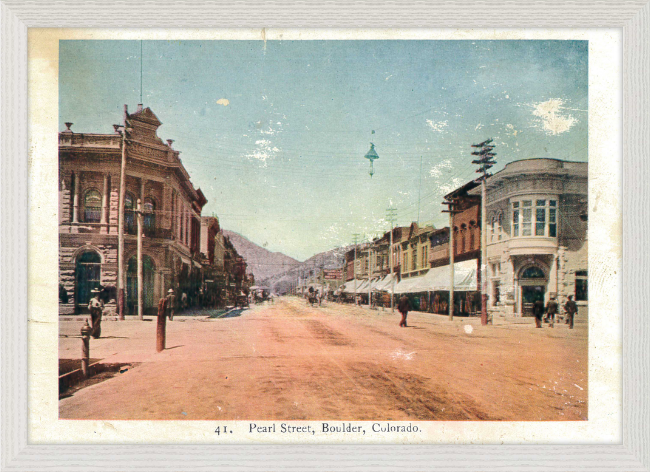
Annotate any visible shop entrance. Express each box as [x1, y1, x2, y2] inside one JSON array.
[[519, 265, 547, 317], [521, 286, 545, 316]]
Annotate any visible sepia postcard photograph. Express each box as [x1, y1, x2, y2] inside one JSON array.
[[54, 36, 591, 428]]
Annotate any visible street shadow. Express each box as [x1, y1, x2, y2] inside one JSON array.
[[97, 336, 129, 339], [219, 309, 244, 319], [165, 345, 184, 350]]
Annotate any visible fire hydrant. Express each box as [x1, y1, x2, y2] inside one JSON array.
[[80, 320, 91, 378]]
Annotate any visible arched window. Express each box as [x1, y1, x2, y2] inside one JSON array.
[[521, 266, 545, 279], [84, 189, 102, 223], [469, 225, 475, 250], [460, 225, 467, 253], [144, 197, 156, 236], [126, 255, 156, 314], [124, 192, 136, 235]]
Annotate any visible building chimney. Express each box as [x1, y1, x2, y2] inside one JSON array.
[[123, 104, 128, 126], [167, 139, 174, 148], [63, 122, 73, 133], [137, 104, 143, 112]]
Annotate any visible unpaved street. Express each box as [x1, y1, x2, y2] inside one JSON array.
[[60, 298, 587, 421]]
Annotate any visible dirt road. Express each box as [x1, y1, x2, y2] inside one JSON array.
[[59, 298, 587, 421]]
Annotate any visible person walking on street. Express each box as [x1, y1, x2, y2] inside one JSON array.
[[398, 295, 411, 328], [533, 298, 544, 328], [87, 288, 104, 339], [166, 289, 176, 321], [564, 295, 578, 329], [545, 296, 559, 328]]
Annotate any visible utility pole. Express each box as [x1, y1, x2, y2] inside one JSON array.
[[116, 105, 131, 320], [417, 155, 423, 224], [136, 197, 144, 320], [366, 247, 373, 308], [386, 207, 397, 312], [472, 138, 496, 326], [442, 198, 460, 321], [352, 233, 360, 304]]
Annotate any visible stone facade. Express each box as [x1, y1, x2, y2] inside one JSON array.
[[59, 105, 207, 315], [468, 158, 588, 317]]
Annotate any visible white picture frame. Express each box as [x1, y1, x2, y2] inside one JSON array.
[[2, 1, 648, 470]]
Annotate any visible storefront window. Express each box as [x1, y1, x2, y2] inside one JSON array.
[[575, 270, 588, 301]]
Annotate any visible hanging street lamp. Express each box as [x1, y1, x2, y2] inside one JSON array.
[[364, 142, 379, 178]]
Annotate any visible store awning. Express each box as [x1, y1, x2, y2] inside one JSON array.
[[393, 260, 478, 294], [394, 274, 427, 294], [421, 259, 478, 291], [340, 279, 365, 294], [374, 273, 397, 292]]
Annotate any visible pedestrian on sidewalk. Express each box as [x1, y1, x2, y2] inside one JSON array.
[[564, 295, 578, 329], [533, 299, 544, 328], [545, 296, 559, 328], [88, 288, 104, 339], [398, 295, 411, 328]]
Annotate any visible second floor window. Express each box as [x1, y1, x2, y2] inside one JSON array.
[[125, 193, 136, 235], [512, 199, 557, 238], [144, 198, 155, 236], [84, 189, 101, 223]]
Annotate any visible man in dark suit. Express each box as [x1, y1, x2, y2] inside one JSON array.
[[533, 299, 545, 328], [564, 295, 578, 329], [545, 296, 559, 328], [398, 295, 411, 328]]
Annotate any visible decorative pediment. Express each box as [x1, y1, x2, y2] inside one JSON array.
[[129, 107, 162, 126], [128, 107, 166, 147]]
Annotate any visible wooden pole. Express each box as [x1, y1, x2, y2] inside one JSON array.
[[481, 178, 488, 325], [156, 297, 167, 352], [117, 106, 128, 320], [449, 212, 455, 321], [137, 197, 144, 321]]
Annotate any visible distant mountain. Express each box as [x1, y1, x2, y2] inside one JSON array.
[[222, 230, 300, 283], [258, 245, 350, 295]]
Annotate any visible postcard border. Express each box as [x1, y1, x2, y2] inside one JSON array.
[[2, 1, 648, 470]]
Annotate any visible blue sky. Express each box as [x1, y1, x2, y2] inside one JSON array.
[[60, 40, 587, 260]]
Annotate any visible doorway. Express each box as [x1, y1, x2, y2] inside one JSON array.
[[521, 285, 545, 316], [75, 251, 101, 313], [126, 255, 156, 315]]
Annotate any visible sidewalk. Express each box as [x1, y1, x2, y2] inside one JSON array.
[[59, 307, 241, 365]]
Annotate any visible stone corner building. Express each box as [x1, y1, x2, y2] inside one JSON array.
[[473, 158, 588, 317], [59, 105, 207, 315]]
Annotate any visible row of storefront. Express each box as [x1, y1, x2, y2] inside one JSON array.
[[338, 158, 588, 318]]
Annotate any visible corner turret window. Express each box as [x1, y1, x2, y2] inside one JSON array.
[[512, 199, 558, 238]]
